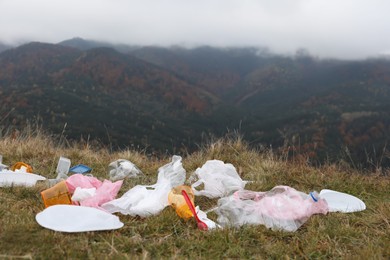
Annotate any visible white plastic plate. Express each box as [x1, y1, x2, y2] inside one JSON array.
[[36, 205, 124, 232], [0, 171, 46, 187], [320, 189, 366, 213]]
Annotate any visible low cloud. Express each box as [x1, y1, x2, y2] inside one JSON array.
[[1, 0, 390, 59]]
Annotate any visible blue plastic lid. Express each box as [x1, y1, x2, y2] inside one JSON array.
[[69, 164, 92, 174]]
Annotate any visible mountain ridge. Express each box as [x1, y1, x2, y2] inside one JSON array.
[[1, 39, 390, 167]]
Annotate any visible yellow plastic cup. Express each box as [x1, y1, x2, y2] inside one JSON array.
[[41, 180, 72, 208], [168, 185, 195, 220], [11, 162, 33, 173]]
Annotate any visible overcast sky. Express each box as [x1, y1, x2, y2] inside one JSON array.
[[1, 0, 390, 59]]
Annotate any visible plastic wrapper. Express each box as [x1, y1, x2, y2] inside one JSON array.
[[65, 174, 123, 210], [102, 155, 186, 217], [190, 160, 246, 198], [215, 186, 329, 232], [108, 159, 143, 181]]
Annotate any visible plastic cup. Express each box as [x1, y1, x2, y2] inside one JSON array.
[[41, 180, 72, 208], [168, 185, 194, 220]]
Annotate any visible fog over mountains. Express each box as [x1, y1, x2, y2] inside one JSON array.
[[1, 38, 390, 167]]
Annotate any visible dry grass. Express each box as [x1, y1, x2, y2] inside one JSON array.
[[0, 129, 389, 259]]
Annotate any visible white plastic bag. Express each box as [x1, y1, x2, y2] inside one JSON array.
[[108, 159, 143, 181], [215, 186, 329, 232], [190, 160, 246, 198], [102, 155, 186, 217]]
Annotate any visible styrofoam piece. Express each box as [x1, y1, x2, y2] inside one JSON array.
[[0, 170, 46, 187], [319, 189, 366, 213], [35, 205, 124, 232]]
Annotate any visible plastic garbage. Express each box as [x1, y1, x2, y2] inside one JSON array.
[[102, 155, 186, 217], [0, 155, 8, 170], [196, 206, 221, 230], [168, 185, 194, 220], [190, 160, 247, 198], [215, 186, 329, 232], [71, 187, 97, 202], [55, 156, 71, 179], [182, 189, 208, 231], [41, 180, 72, 208], [69, 164, 92, 174], [0, 170, 46, 187], [309, 191, 320, 202], [66, 174, 102, 193], [46, 157, 71, 186], [108, 159, 143, 181], [65, 174, 123, 209], [11, 162, 33, 173], [78, 180, 123, 209], [319, 189, 366, 213], [35, 205, 124, 232]]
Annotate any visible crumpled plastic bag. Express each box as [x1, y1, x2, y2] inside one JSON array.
[[190, 160, 246, 198], [65, 174, 123, 210], [102, 155, 186, 217], [66, 174, 102, 193], [108, 159, 143, 181], [215, 186, 329, 232]]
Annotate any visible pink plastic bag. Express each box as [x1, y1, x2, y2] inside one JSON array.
[[216, 186, 329, 232], [65, 174, 123, 210], [66, 174, 102, 193], [79, 180, 123, 208]]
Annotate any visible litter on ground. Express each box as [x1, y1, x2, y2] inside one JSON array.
[[35, 204, 124, 232], [319, 189, 366, 213], [214, 185, 329, 232], [0, 170, 46, 187], [101, 155, 186, 217], [108, 159, 143, 181], [0, 154, 367, 233], [190, 159, 247, 198]]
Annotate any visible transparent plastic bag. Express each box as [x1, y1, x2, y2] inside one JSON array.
[[108, 159, 143, 181], [102, 155, 186, 217], [215, 186, 329, 232], [190, 160, 246, 198]]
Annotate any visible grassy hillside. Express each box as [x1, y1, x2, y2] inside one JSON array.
[[0, 128, 389, 259]]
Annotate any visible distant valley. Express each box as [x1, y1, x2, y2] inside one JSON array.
[[1, 38, 390, 167]]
